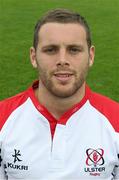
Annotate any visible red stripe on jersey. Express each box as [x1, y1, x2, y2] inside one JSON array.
[[0, 92, 28, 130], [89, 91, 119, 132]]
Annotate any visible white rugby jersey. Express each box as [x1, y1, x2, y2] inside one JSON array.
[[0, 81, 119, 180]]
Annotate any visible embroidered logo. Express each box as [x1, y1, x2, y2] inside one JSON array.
[[86, 148, 104, 166], [12, 149, 22, 163], [4, 149, 28, 171], [84, 148, 105, 177]]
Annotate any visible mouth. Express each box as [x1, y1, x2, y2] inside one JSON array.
[[54, 72, 73, 83]]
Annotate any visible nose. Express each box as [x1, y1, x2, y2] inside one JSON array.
[[56, 48, 70, 67]]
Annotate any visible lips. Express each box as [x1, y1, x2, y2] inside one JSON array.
[[55, 74, 72, 77], [54, 72, 73, 82]]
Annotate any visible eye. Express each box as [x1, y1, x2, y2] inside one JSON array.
[[42, 46, 58, 55], [68, 46, 82, 54]]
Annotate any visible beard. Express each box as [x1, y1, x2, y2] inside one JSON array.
[[38, 63, 89, 98]]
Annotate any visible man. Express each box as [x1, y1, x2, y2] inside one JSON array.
[[0, 8, 119, 179]]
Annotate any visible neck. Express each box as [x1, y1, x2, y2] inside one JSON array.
[[35, 82, 86, 120]]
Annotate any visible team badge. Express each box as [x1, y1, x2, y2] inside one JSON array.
[[86, 148, 104, 166], [84, 148, 105, 176]]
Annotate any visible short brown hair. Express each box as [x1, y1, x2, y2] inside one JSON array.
[[33, 8, 92, 50]]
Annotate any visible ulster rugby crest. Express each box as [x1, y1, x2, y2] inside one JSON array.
[[84, 148, 105, 177], [86, 148, 104, 166]]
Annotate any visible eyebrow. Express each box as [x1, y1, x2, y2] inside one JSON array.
[[41, 43, 84, 49], [41, 44, 58, 49], [67, 44, 84, 48]]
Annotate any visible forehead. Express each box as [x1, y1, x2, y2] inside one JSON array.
[[38, 22, 87, 45]]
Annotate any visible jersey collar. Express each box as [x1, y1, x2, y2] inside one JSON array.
[[27, 80, 91, 125]]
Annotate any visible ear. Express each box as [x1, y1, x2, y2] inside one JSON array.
[[89, 45, 95, 67], [30, 47, 38, 68]]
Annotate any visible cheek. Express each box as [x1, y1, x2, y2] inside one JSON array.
[[37, 61, 52, 78], [72, 59, 86, 69], [37, 56, 56, 72], [74, 59, 89, 75]]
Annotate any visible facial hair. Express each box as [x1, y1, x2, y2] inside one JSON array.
[[38, 61, 89, 98]]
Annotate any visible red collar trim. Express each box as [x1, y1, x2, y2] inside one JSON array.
[[27, 81, 91, 125]]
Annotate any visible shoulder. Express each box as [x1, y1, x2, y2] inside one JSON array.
[[89, 90, 119, 112], [0, 90, 29, 130], [89, 89, 119, 132]]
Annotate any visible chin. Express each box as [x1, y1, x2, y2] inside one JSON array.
[[50, 86, 78, 98], [45, 79, 83, 98]]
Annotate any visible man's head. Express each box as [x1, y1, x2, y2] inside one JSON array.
[[33, 8, 92, 50], [30, 9, 95, 98]]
